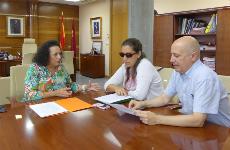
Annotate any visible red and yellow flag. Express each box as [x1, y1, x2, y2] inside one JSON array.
[[59, 11, 65, 50], [71, 18, 76, 56]]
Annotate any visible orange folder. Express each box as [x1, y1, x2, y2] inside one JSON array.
[[55, 97, 92, 112]]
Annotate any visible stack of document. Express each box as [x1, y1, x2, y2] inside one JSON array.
[[30, 97, 92, 118], [95, 93, 132, 104]]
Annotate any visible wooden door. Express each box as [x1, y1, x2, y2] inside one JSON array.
[[216, 9, 230, 75], [110, 0, 128, 76], [153, 15, 174, 67]]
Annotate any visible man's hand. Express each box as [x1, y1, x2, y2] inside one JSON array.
[[135, 110, 159, 125], [128, 100, 146, 110]]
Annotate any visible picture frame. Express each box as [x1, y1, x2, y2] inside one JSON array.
[[92, 41, 102, 54], [90, 17, 102, 39], [6, 16, 25, 37]]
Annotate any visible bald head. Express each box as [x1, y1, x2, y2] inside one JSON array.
[[173, 36, 200, 55], [170, 36, 201, 73]]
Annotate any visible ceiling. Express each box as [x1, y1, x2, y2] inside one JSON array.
[[38, 0, 97, 6]]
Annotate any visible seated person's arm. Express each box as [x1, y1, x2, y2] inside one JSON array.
[[42, 87, 72, 98], [104, 66, 126, 95], [106, 84, 127, 95], [128, 62, 163, 100], [152, 113, 207, 127], [24, 66, 72, 101], [129, 93, 172, 109], [130, 94, 207, 127]]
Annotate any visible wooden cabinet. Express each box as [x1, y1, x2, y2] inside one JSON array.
[[216, 9, 230, 75], [153, 7, 230, 75], [0, 59, 21, 77], [80, 54, 105, 78], [153, 15, 174, 67]]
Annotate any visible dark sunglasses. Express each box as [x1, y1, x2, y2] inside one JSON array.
[[119, 52, 136, 58]]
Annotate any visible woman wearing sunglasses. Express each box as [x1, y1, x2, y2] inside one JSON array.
[[104, 38, 164, 100]]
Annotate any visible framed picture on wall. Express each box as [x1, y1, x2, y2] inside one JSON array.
[[6, 16, 25, 37], [90, 17, 102, 39], [91, 41, 102, 54]]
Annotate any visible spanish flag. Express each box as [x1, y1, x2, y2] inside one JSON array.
[[59, 11, 65, 50], [71, 18, 76, 56]]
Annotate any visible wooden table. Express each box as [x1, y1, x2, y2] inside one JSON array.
[[1, 91, 230, 150]]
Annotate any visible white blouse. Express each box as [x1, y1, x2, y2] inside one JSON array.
[[104, 58, 164, 100]]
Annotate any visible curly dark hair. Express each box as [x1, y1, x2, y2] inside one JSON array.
[[121, 38, 146, 83], [32, 40, 60, 66]]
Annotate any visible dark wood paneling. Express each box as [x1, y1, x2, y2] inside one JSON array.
[[38, 2, 79, 51], [0, 1, 29, 55], [0, 1, 80, 73], [216, 9, 230, 75], [153, 15, 174, 67]]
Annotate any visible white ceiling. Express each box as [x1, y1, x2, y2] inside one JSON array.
[[39, 0, 97, 6]]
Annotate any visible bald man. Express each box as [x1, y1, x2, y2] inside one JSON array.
[[129, 36, 230, 127]]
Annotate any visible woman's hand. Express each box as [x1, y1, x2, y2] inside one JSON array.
[[114, 86, 128, 96], [54, 87, 72, 97], [84, 80, 101, 91]]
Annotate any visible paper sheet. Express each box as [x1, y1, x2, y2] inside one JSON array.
[[29, 102, 68, 118], [95, 93, 132, 104], [109, 104, 136, 116]]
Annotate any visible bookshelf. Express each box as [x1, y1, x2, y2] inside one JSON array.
[[153, 7, 230, 75]]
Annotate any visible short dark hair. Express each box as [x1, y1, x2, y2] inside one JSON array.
[[33, 40, 60, 66]]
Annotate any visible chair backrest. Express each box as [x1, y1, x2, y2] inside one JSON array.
[[218, 75, 230, 93], [154, 66, 163, 72], [10, 65, 30, 99], [0, 77, 10, 105], [22, 53, 35, 65], [62, 51, 74, 75], [158, 67, 174, 88], [22, 38, 37, 55], [158, 67, 178, 103]]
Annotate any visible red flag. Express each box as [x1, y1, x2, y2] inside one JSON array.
[[59, 11, 65, 50], [71, 18, 76, 56]]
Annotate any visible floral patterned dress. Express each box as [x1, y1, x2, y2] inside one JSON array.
[[23, 63, 78, 101]]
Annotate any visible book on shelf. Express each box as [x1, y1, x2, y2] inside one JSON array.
[[203, 57, 215, 70], [179, 18, 207, 34], [205, 14, 217, 34]]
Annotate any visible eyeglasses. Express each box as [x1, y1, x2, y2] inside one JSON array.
[[119, 52, 136, 58]]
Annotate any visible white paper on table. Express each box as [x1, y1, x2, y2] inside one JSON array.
[[94, 93, 132, 104], [109, 104, 137, 116], [29, 102, 68, 118]]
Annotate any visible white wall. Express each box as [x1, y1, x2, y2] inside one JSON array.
[[79, 0, 110, 76], [154, 0, 230, 14]]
